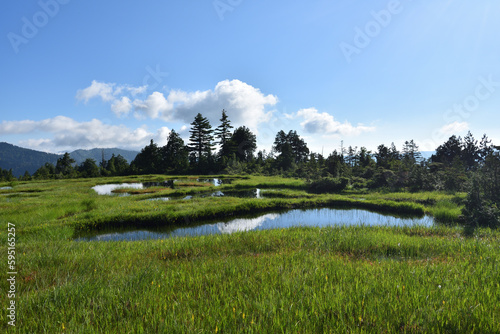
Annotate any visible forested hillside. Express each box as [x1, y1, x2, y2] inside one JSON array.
[[0, 142, 138, 177], [0, 142, 59, 177]]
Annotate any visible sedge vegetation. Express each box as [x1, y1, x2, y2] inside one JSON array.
[[1, 174, 500, 333]]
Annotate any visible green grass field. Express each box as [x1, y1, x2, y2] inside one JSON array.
[[1, 176, 499, 333]]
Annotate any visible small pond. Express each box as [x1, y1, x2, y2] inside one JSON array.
[[92, 183, 145, 195], [93, 179, 231, 196], [93, 181, 177, 196], [144, 189, 261, 201], [197, 178, 233, 186], [163, 189, 261, 200], [76, 208, 434, 242], [0, 187, 13, 190]]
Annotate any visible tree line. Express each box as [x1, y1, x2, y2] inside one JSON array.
[[4, 110, 498, 191], [3, 109, 499, 228]]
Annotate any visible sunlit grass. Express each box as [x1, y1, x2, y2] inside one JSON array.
[[3, 226, 499, 332], [1, 175, 499, 332], [429, 199, 463, 224]]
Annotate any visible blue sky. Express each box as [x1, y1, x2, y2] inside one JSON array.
[[1, 0, 499, 155]]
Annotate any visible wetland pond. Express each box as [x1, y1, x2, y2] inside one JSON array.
[[148, 189, 262, 201], [92, 182, 261, 199], [76, 208, 434, 242], [92, 178, 229, 196]]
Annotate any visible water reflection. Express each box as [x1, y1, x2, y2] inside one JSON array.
[[76, 208, 433, 242], [94, 179, 232, 195], [147, 197, 171, 201], [219, 189, 262, 198], [92, 183, 144, 195], [217, 213, 279, 234], [204, 189, 261, 198], [144, 189, 262, 201], [197, 178, 233, 186]]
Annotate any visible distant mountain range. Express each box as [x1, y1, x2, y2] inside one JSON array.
[[0, 142, 138, 177], [69, 148, 139, 167]]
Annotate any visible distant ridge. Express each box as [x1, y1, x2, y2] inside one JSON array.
[[70, 148, 138, 166], [0, 142, 60, 177], [0, 142, 138, 177]]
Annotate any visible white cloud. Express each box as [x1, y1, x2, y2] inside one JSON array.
[[115, 85, 147, 96], [20, 138, 53, 153], [0, 116, 80, 134], [439, 121, 469, 135], [2, 116, 170, 153], [133, 79, 278, 133], [155, 127, 171, 146], [294, 108, 375, 136], [133, 92, 173, 119], [0, 119, 38, 134], [76, 81, 149, 118], [111, 97, 132, 116], [77, 79, 278, 134], [76, 80, 116, 103]]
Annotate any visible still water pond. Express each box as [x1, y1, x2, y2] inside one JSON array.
[[92, 179, 226, 196], [92, 183, 144, 195], [76, 208, 434, 242], [178, 189, 262, 201]]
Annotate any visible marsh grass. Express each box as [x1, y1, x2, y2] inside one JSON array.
[[176, 181, 213, 187], [111, 187, 170, 195], [1, 176, 499, 332], [2, 226, 499, 333], [430, 200, 463, 224], [259, 189, 315, 198]]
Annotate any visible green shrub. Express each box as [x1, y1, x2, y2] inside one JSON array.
[[461, 178, 500, 229], [307, 177, 349, 194]]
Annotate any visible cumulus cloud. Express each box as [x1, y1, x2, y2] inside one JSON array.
[[0, 119, 38, 134], [76, 80, 116, 103], [115, 85, 147, 96], [293, 108, 375, 136], [76, 80, 147, 112], [439, 121, 468, 135], [0, 117, 81, 134], [133, 92, 173, 119], [77, 79, 278, 133], [133, 79, 278, 133], [111, 97, 132, 116], [1, 116, 169, 153]]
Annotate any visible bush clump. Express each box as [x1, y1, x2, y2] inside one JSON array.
[[307, 177, 349, 194], [461, 178, 500, 229]]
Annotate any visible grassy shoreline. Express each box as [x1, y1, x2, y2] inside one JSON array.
[[72, 196, 426, 232]]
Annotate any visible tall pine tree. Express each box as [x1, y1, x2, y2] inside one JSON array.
[[188, 113, 214, 172], [214, 109, 234, 160]]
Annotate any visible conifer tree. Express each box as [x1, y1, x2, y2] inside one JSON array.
[[214, 109, 234, 160], [214, 109, 233, 146], [161, 130, 188, 174], [188, 113, 214, 171]]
